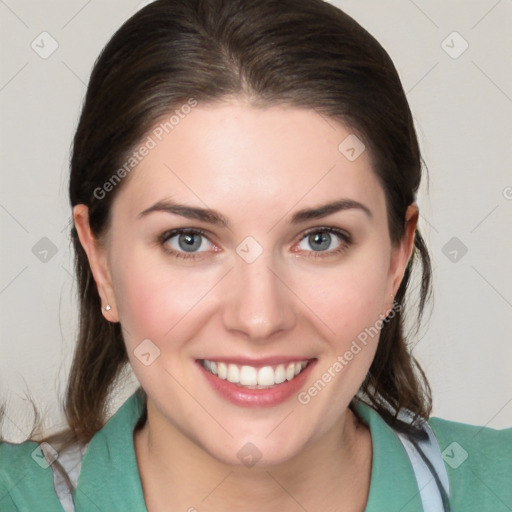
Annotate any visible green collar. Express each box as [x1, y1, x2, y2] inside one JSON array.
[[354, 400, 423, 511], [74, 391, 148, 511], [75, 392, 423, 511]]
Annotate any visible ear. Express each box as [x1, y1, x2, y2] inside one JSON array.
[[73, 204, 119, 323], [385, 203, 419, 313]]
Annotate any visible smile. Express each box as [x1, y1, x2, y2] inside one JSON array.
[[201, 359, 311, 388]]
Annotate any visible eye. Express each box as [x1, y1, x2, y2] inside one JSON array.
[[158, 226, 351, 261], [159, 228, 215, 260], [295, 227, 351, 258]]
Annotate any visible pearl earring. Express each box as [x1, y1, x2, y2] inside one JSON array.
[[104, 304, 111, 311]]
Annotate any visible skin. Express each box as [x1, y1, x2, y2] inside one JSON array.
[[74, 97, 418, 512]]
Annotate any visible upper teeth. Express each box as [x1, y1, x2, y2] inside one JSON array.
[[202, 359, 309, 387]]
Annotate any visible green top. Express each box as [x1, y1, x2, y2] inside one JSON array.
[[1, 391, 511, 511]]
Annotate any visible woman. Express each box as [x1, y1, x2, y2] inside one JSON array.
[[1, 0, 510, 510]]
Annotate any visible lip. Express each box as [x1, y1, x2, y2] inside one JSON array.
[[196, 358, 317, 407]]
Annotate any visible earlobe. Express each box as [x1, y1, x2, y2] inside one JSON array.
[[73, 204, 119, 323]]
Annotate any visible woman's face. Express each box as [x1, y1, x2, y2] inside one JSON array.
[[77, 98, 416, 466]]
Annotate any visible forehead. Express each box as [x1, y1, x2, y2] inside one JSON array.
[[111, 99, 386, 224]]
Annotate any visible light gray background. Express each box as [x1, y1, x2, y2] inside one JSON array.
[[1, 0, 511, 442]]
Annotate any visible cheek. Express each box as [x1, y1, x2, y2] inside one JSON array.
[[111, 257, 222, 391], [296, 249, 391, 344], [111, 249, 219, 346], [292, 255, 390, 417]]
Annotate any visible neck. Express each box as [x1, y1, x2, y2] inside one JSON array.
[[134, 400, 372, 512]]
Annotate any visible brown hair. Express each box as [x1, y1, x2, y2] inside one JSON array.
[[2, 0, 432, 468]]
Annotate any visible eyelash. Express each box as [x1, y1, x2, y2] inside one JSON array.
[[157, 227, 352, 261]]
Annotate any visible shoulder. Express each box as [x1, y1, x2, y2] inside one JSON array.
[[0, 439, 42, 483], [0, 440, 65, 511], [429, 416, 512, 510], [0, 392, 145, 511]]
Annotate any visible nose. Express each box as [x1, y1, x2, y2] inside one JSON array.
[[221, 251, 297, 343]]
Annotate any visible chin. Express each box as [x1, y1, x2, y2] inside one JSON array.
[[210, 443, 301, 469], [198, 427, 311, 469]]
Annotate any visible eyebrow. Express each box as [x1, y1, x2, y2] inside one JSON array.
[[138, 198, 372, 227]]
